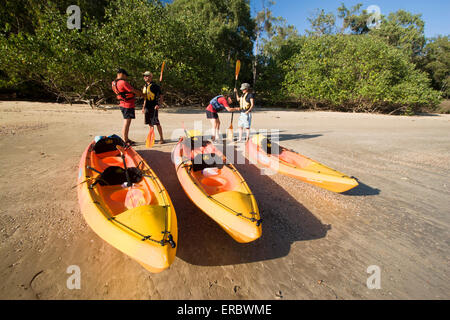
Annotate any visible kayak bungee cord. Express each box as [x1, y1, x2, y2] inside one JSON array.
[[84, 144, 176, 248], [176, 136, 262, 227]]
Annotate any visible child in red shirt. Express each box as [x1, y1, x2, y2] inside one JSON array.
[[206, 94, 239, 141]]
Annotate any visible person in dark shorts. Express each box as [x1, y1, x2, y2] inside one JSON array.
[[141, 71, 165, 144], [111, 68, 143, 146], [206, 94, 239, 141]]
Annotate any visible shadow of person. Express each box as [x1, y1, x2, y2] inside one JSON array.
[[138, 149, 330, 267], [278, 133, 324, 142]]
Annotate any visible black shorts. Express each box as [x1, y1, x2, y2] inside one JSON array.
[[144, 108, 160, 126], [206, 110, 219, 119], [120, 107, 135, 119]]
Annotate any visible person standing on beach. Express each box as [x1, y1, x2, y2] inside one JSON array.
[[206, 93, 240, 141], [234, 83, 255, 142], [142, 71, 165, 144], [112, 68, 143, 146]]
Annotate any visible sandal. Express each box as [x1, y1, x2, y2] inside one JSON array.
[[125, 139, 137, 146]]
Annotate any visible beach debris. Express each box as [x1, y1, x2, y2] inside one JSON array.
[[29, 270, 44, 300], [275, 290, 283, 299]]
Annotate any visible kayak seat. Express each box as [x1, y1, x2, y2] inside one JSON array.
[[97, 166, 143, 186], [192, 153, 224, 172], [94, 135, 125, 154], [183, 136, 211, 151], [100, 156, 125, 167], [260, 138, 280, 155]]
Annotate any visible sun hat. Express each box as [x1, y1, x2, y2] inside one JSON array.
[[240, 83, 251, 90], [142, 71, 153, 76]]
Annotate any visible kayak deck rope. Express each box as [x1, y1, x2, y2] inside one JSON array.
[[178, 141, 262, 226], [85, 147, 176, 248]]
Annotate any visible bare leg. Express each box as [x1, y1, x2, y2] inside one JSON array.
[[238, 127, 243, 142], [156, 124, 164, 143], [245, 128, 250, 142], [215, 119, 221, 141], [209, 119, 216, 140], [122, 119, 132, 142]]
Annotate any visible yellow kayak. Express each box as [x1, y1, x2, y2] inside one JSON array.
[[172, 132, 261, 243], [246, 134, 359, 193], [77, 135, 177, 273]]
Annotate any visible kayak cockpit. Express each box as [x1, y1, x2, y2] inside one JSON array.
[[192, 166, 241, 196], [86, 138, 157, 217]]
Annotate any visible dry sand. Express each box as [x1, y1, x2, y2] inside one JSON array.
[[0, 101, 449, 300]]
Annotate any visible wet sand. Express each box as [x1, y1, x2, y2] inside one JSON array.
[[0, 101, 449, 299]]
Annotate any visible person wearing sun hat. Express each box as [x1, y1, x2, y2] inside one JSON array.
[[141, 70, 165, 144], [234, 82, 255, 142]]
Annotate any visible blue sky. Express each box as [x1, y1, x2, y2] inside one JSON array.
[[251, 0, 450, 38]]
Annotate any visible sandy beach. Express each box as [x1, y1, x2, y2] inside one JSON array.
[[0, 101, 449, 300]]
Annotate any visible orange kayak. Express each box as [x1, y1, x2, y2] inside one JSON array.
[[77, 135, 177, 273], [246, 134, 359, 193], [172, 134, 261, 243]]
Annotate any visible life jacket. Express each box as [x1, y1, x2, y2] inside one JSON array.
[[143, 82, 156, 101], [112, 79, 135, 102], [240, 92, 251, 111], [210, 95, 226, 111]]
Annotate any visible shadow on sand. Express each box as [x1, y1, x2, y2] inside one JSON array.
[[138, 149, 330, 267], [342, 180, 380, 196], [278, 133, 324, 142]]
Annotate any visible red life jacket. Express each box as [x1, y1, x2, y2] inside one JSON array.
[[112, 79, 135, 102]]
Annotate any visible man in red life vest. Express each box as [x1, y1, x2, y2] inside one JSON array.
[[112, 68, 144, 146]]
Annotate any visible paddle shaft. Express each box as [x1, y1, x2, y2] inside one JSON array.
[[159, 61, 165, 105], [230, 60, 241, 128]]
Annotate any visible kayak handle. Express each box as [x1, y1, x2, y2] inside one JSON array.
[[168, 234, 176, 248]]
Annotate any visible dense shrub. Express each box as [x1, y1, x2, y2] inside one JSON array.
[[0, 1, 445, 114], [0, 0, 244, 106], [283, 34, 441, 114]]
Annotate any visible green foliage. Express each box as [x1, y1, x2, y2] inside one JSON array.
[[306, 9, 336, 36], [0, 0, 251, 104], [252, 0, 301, 102], [256, 36, 305, 104], [420, 36, 450, 98], [371, 10, 426, 59], [168, 0, 255, 88], [1, 1, 127, 103], [0, 0, 445, 114], [337, 3, 371, 34], [307, 4, 426, 59], [283, 35, 441, 114], [0, 0, 109, 36]]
